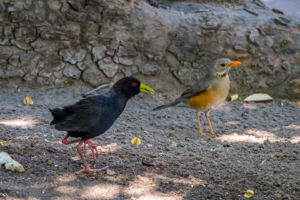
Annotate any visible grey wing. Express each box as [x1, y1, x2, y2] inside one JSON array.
[[180, 77, 211, 98]]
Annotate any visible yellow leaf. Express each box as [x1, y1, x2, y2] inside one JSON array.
[[152, 184, 156, 187], [230, 94, 239, 102], [131, 136, 141, 146], [168, 139, 172, 144], [237, 159, 242, 162], [244, 190, 254, 198], [24, 96, 33, 105], [42, 177, 46, 182], [296, 101, 300, 108]]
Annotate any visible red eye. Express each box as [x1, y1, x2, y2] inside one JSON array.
[[132, 82, 137, 87]]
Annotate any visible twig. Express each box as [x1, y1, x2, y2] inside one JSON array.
[[243, 8, 259, 16], [82, 82, 113, 97]]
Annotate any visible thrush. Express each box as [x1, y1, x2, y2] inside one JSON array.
[[49, 77, 154, 174], [153, 58, 241, 135]]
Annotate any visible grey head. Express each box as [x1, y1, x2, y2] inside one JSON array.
[[209, 58, 242, 77]]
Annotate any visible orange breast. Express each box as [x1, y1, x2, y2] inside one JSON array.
[[188, 86, 224, 109]]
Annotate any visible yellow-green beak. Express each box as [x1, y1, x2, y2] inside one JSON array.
[[140, 83, 155, 94]]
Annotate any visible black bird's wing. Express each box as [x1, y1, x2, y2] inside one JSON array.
[[54, 95, 120, 139]]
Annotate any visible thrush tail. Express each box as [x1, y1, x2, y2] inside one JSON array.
[[153, 99, 186, 111]]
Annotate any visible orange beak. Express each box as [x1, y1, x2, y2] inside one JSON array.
[[229, 61, 242, 67]]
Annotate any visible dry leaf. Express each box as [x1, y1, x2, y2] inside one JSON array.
[[142, 161, 155, 167], [24, 96, 33, 105], [106, 169, 117, 176], [131, 134, 141, 146], [296, 101, 300, 108], [42, 177, 46, 182], [152, 184, 156, 187], [230, 94, 239, 102], [168, 139, 172, 144], [244, 190, 254, 198], [232, 181, 238, 185], [0, 152, 25, 172], [244, 93, 273, 102]]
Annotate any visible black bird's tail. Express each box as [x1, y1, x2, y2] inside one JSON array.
[[153, 99, 186, 111], [49, 108, 68, 125]]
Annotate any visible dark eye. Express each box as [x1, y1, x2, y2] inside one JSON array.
[[221, 63, 226, 67], [132, 82, 137, 87]]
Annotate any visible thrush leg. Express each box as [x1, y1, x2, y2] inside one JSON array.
[[75, 140, 108, 174], [197, 110, 204, 135], [84, 140, 99, 163], [205, 109, 215, 135]]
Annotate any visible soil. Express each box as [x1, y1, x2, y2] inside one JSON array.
[[0, 85, 300, 200]]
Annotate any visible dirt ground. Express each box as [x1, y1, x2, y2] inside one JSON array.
[[0, 85, 300, 200]]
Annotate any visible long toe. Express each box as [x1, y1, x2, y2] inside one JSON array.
[[75, 166, 109, 174]]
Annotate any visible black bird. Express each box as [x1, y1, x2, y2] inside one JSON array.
[[49, 77, 154, 174]]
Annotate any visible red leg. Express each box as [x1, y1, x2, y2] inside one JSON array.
[[75, 140, 108, 174], [84, 140, 99, 163], [62, 135, 81, 145]]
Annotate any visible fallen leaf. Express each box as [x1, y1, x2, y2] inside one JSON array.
[[232, 181, 238, 185], [244, 93, 273, 102], [296, 101, 300, 108], [244, 190, 254, 198], [152, 184, 156, 187], [142, 161, 155, 167], [42, 177, 46, 182], [0, 152, 25, 172], [230, 94, 239, 102], [106, 169, 117, 176], [237, 159, 242, 162], [131, 135, 141, 146], [210, 147, 221, 152], [260, 159, 266, 165], [24, 96, 33, 105], [168, 139, 172, 144]]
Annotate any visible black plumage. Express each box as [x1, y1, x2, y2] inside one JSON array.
[[49, 77, 154, 174]]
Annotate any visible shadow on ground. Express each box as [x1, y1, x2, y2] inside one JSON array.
[[0, 86, 299, 199]]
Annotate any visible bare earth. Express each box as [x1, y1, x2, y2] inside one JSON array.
[[0, 85, 300, 200]]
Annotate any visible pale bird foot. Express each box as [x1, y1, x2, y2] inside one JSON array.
[[75, 165, 109, 174]]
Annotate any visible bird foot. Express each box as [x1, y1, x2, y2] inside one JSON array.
[[75, 165, 109, 174], [199, 132, 216, 135]]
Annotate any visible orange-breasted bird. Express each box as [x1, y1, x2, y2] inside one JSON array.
[[153, 58, 242, 135]]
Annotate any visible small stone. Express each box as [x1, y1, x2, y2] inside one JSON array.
[[39, 69, 52, 78], [92, 46, 107, 61], [82, 64, 103, 86], [8, 55, 20, 67], [273, 18, 290, 26], [63, 64, 81, 79], [294, 52, 300, 60], [67, 0, 85, 12], [233, 45, 248, 52], [118, 57, 134, 66], [106, 49, 115, 56], [207, 184, 214, 189], [53, 70, 63, 78], [139, 62, 160, 75], [37, 76, 55, 85], [98, 57, 119, 78]]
